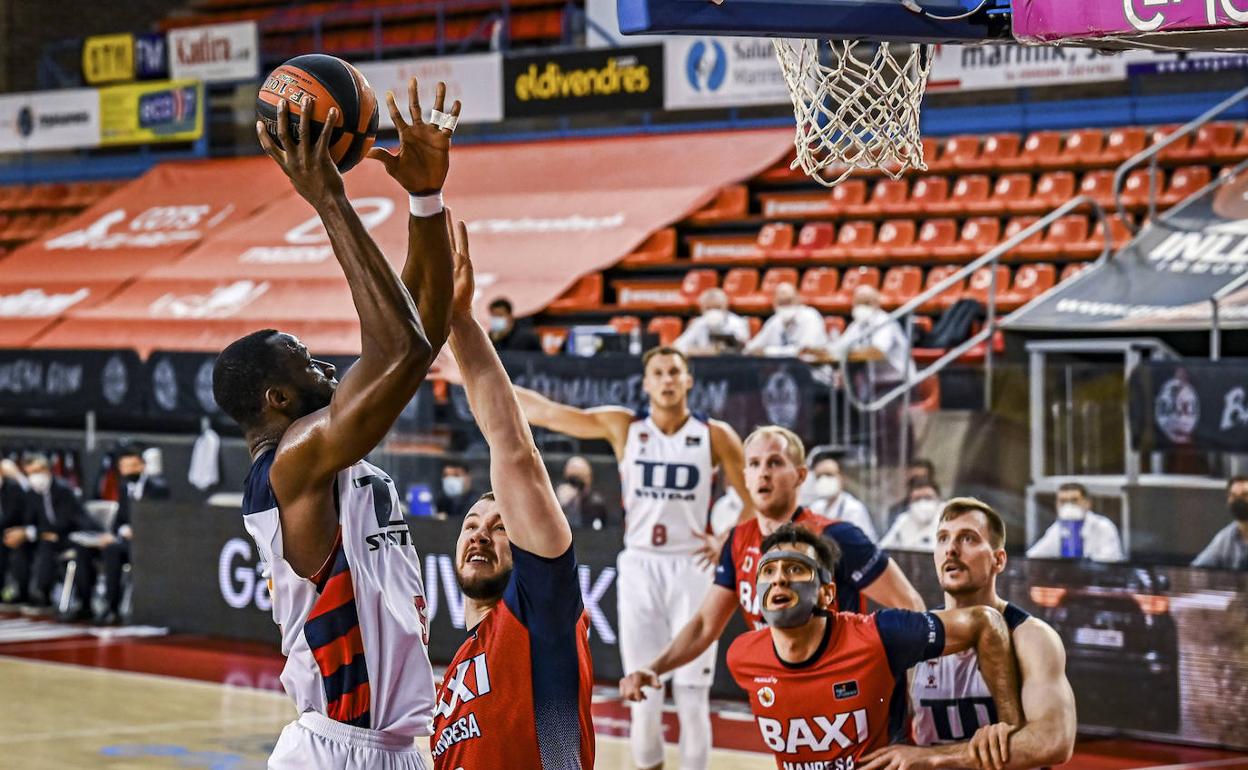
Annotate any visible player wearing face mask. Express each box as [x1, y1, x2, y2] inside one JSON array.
[[879, 478, 943, 552], [744, 282, 828, 357], [1026, 482, 1124, 563]]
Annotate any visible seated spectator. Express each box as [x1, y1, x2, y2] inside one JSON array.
[[487, 297, 542, 352], [674, 288, 751, 356], [1192, 476, 1248, 570], [1027, 482, 1124, 563], [555, 456, 609, 530], [117, 445, 170, 502], [806, 451, 877, 541], [829, 285, 915, 384], [19, 454, 95, 614], [68, 498, 131, 625], [744, 282, 828, 357], [0, 460, 33, 606], [880, 478, 943, 552], [435, 460, 480, 519], [886, 457, 936, 528]]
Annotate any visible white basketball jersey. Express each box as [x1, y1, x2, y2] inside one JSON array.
[[619, 411, 715, 555], [911, 603, 1030, 745], [242, 450, 436, 738]]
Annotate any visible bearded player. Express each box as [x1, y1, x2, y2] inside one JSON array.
[[216, 80, 458, 768], [515, 350, 750, 770], [730, 524, 1022, 770], [431, 221, 594, 768], [620, 426, 924, 707], [860, 499, 1076, 770]]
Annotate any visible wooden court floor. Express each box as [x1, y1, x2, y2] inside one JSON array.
[[2, 617, 1247, 769]]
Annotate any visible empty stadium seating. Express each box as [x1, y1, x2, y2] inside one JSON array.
[[0, 181, 121, 248]]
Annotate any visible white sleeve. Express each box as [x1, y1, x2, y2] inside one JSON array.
[[845, 499, 878, 542], [1091, 518, 1126, 563], [745, 317, 779, 353], [729, 314, 752, 343], [801, 308, 829, 349], [1026, 522, 1062, 558], [673, 317, 707, 352], [879, 515, 906, 549]]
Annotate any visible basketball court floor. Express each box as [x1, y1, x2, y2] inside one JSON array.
[[2, 614, 1246, 770]]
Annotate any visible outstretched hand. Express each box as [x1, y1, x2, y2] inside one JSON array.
[[449, 212, 475, 320], [692, 529, 726, 569], [256, 97, 344, 206], [368, 78, 461, 195]]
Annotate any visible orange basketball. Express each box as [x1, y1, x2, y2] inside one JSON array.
[[256, 54, 379, 173]]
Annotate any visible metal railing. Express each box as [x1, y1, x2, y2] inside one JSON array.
[[1112, 83, 1248, 229]]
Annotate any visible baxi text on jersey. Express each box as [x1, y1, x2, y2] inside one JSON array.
[[431, 713, 481, 759], [758, 711, 869, 754]]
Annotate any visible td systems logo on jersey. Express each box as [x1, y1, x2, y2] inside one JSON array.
[[356, 473, 413, 552], [633, 460, 700, 501]]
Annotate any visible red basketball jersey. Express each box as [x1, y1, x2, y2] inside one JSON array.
[[727, 610, 944, 769], [715, 508, 889, 629], [431, 545, 595, 769]]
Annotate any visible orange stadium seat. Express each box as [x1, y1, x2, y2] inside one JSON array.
[[1160, 165, 1212, 206], [880, 266, 922, 310], [647, 316, 684, 346], [901, 177, 950, 215], [687, 184, 749, 224], [1104, 126, 1148, 165], [800, 267, 840, 311], [812, 221, 876, 263], [867, 220, 917, 263], [1002, 217, 1044, 261], [757, 222, 796, 255], [748, 316, 762, 336], [1178, 122, 1238, 164], [1061, 262, 1092, 282], [680, 269, 719, 306], [736, 267, 800, 313], [1214, 124, 1248, 165], [983, 173, 1033, 216], [785, 222, 837, 258], [1028, 215, 1090, 260], [930, 175, 990, 216], [1015, 171, 1077, 215], [935, 217, 1000, 262], [620, 228, 677, 267], [1078, 170, 1116, 208], [546, 273, 603, 313], [1068, 216, 1133, 259], [1120, 168, 1161, 210], [610, 315, 641, 334], [918, 265, 965, 313], [825, 266, 881, 314], [935, 135, 981, 171], [1062, 128, 1106, 169], [829, 179, 869, 214], [971, 133, 1022, 171], [723, 267, 761, 309], [961, 265, 1011, 307], [896, 219, 957, 261], [1152, 124, 1192, 163], [854, 179, 909, 217], [1000, 130, 1062, 172], [998, 263, 1057, 312]]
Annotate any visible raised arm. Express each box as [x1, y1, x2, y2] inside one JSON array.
[[446, 221, 570, 558], [619, 585, 738, 700], [709, 420, 755, 525], [368, 78, 459, 355], [861, 558, 926, 611], [513, 387, 633, 459], [936, 605, 1022, 727]]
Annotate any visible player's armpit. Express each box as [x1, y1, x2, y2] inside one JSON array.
[[934, 606, 1022, 726], [995, 619, 1076, 769], [513, 388, 633, 457], [861, 558, 925, 610], [709, 419, 754, 522]]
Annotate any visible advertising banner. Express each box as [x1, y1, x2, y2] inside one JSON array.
[[354, 53, 504, 127], [0, 348, 145, 418], [82, 33, 136, 85], [134, 33, 170, 80], [0, 88, 99, 153], [1129, 359, 1248, 452], [168, 21, 260, 83], [98, 79, 203, 147], [504, 45, 663, 117], [1005, 169, 1248, 332], [663, 37, 788, 110], [1015, 0, 1248, 44], [928, 44, 1130, 92]]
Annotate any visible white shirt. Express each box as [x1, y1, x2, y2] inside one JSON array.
[[1027, 511, 1125, 563], [674, 311, 751, 353], [831, 309, 915, 383], [880, 510, 937, 552], [745, 305, 828, 356], [809, 491, 878, 542]]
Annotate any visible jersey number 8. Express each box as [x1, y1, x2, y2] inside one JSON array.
[[651, 524, 667, 547]]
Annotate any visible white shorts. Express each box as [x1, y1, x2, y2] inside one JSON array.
[[616, 548, 717, 687], [269, 711, 430, 770]]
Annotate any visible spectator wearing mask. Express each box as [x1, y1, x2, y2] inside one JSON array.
[[880, 478, 943, 552], [555, 456, 609, 530], [18, 454, 95, 612], [436, 461, 479, 519], [1027, 482, 1124, 563], [117, 446, 170, 504], [806, 452, 877, 541], [0, 460, 34, 606], [1191, 476, 1248, 570], [887, 457, 936, 527], [829, 285, 915, 384], [487, 297, 542, 352], [674, 288, 751, 356], [745, 282, 828, 357]]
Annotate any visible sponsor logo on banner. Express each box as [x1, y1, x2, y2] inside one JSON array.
[[102, 355, 129, 407], [169, 21, 259, 83], [149, 280, 269, 319], [135, 33, 169, 80], [45, 205, 224, 251], [1155, 372, 1199, 444], [237, 196, 396, 264], [504, 46, 663, 117], [82, 33, 136, 85], [664, 37, 788, 110], [354, 53, 504, 127], [0, 89, 100, 153], [928, 45, 1128, 92], [99, 80, 203, 146], [0, 287, 91, 316]]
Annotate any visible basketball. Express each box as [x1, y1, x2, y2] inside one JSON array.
[[256, 54, 379, 173]]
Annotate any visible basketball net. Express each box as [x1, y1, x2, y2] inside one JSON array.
[[773, 39, 932, 187]]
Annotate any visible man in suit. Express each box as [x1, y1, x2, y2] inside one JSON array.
[[19, 454, 94, 615], [0, 460, 34, 606]]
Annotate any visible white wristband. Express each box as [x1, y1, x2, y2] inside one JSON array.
[[409, 191, 444, 217]]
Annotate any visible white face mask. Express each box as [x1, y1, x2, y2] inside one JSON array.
[[703, 309, 727, 329], [1057, 503, 1086, 521], [27, 471, 51, 494], [851, 305, 875, 323], [814, 475, 842, 500], [910, 498, 940, 524], [442, 475, 467, 498], [488, 316, 510, 334]]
